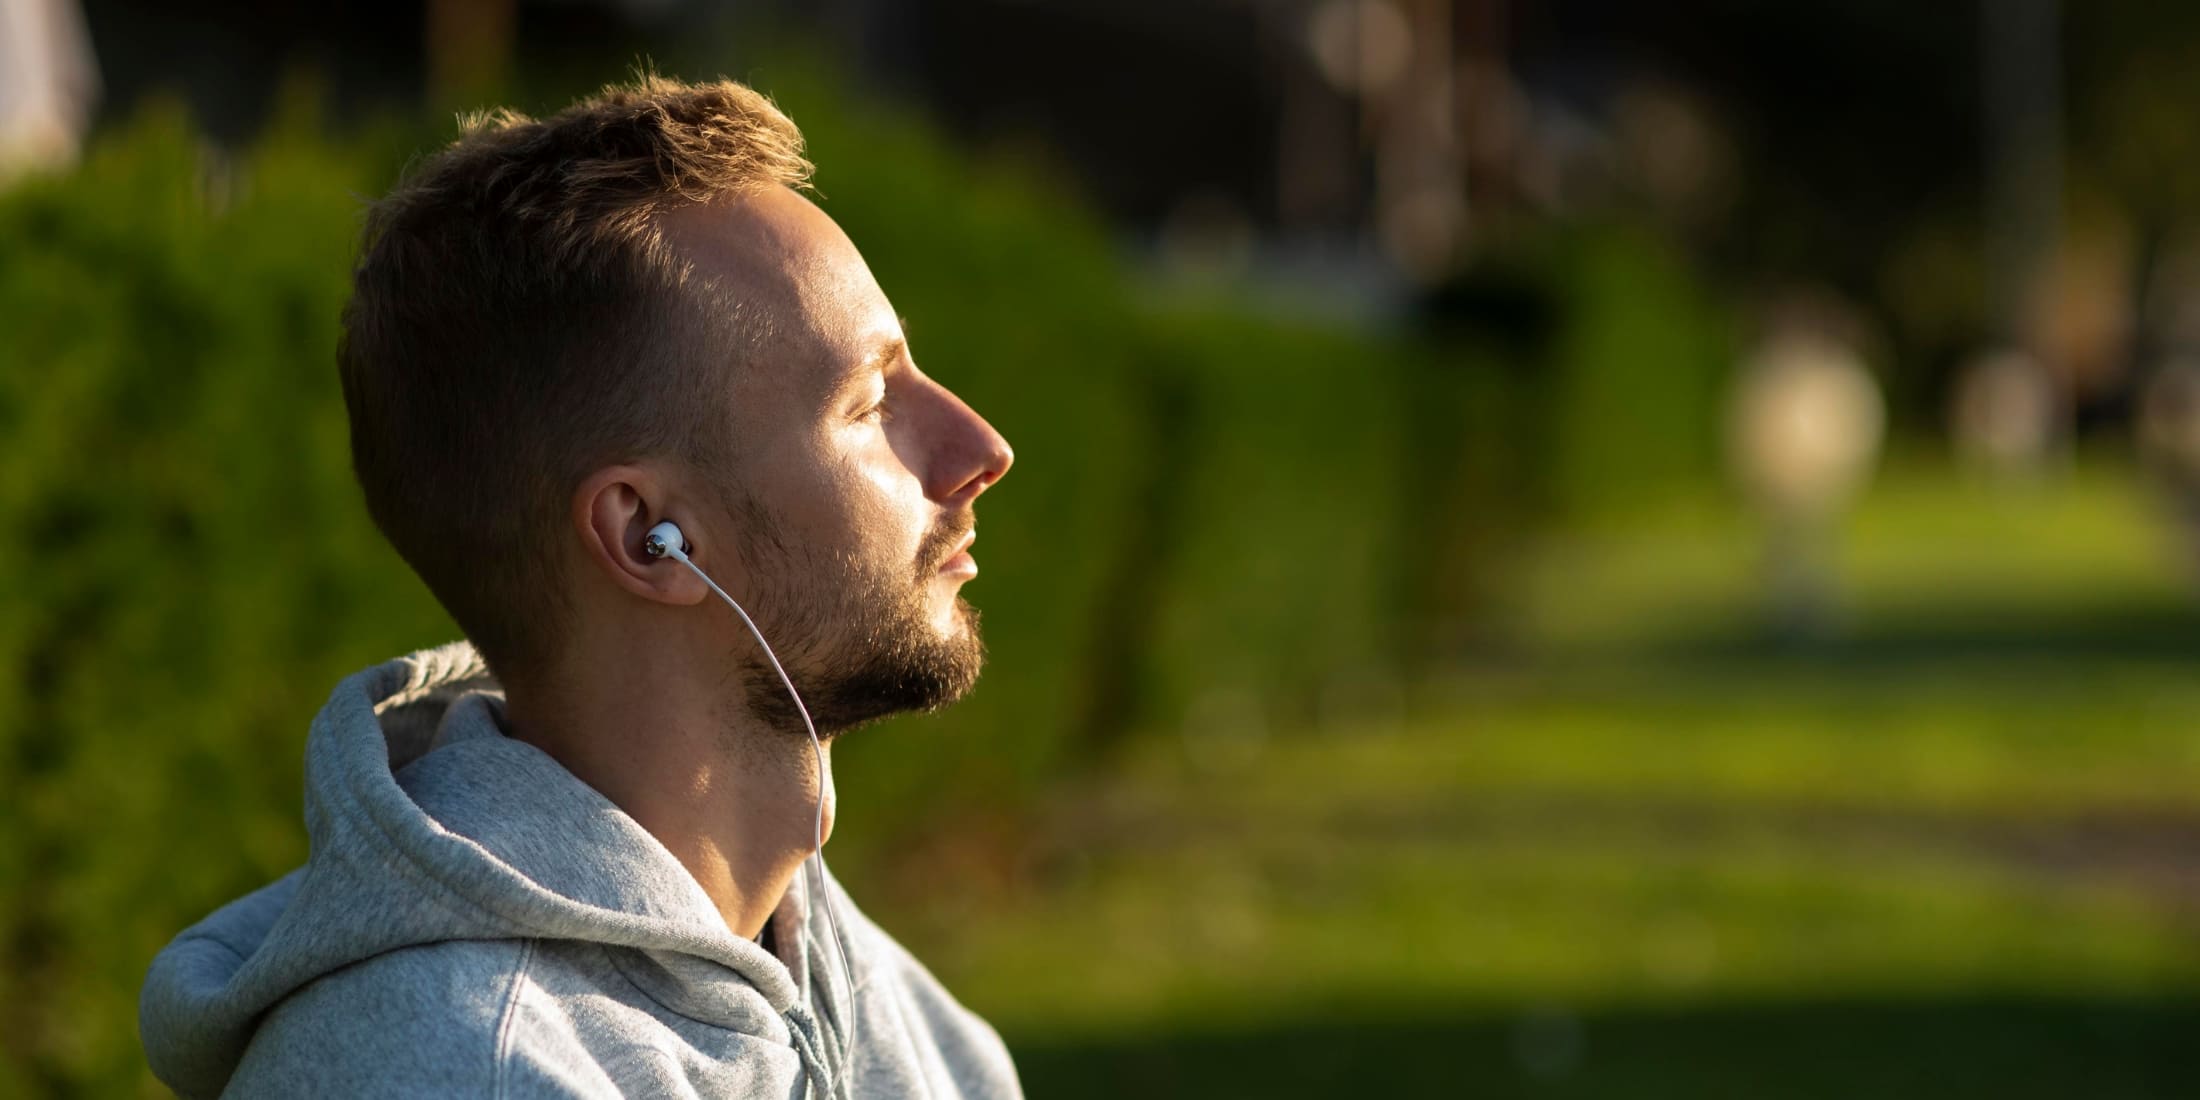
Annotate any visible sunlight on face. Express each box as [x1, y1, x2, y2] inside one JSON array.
[[658, 187, 1013, 736]]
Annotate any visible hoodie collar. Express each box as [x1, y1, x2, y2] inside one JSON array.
[[140, 641, 819, 1097]]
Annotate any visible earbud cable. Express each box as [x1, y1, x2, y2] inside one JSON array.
[[662, 546, 860, 1072]]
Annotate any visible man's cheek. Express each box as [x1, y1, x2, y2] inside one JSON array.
[[827, 456, 915, 539]]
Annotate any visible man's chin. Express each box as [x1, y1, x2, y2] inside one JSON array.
[[784, 601, 986, 737], [919, 599, 986, 707], [933, 593, 978, 637]]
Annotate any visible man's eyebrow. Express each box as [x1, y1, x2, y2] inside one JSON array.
[[869, 336, 906, 371], [827, 319, 910, 404], [819, 340, 895, 411], [834, 327, 907, 391]]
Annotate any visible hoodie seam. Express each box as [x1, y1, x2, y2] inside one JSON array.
[[601, 943, 793, 1035], [600, 946, 830, 1096], [492, 939, 538, 1100], [600, 945, 721, 1027]]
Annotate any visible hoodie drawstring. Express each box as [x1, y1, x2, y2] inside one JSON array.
[[781, 1002, 845, 1100]]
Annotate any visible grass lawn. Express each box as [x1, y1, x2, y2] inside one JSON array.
[[889, 460, 2200, 1097]]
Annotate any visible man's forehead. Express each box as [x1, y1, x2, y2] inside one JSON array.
[[656, 187, 892, 362], [661, 186, 826, 272]]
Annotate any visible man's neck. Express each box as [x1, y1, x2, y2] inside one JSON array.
[[500, 652, 833, 941]]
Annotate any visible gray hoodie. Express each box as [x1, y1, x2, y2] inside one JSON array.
[[139, 641, 1023, 1099]]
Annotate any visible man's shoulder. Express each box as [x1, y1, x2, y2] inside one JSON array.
[[225, 939, 535, 1095]]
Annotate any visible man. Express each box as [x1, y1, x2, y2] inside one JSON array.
[[138, 74, 1019, 1098]]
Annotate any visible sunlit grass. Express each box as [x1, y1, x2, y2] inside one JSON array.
[[933, 664, 2200, 1037], [1503, 456, 2197, 651]]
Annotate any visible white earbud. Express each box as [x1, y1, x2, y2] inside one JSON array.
[[643, 521, 687, 562]]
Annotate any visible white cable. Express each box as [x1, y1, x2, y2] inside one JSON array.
[[659, 540, 860, 1072]]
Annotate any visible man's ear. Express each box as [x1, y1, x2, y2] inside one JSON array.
[[572, 465, 706, 606]]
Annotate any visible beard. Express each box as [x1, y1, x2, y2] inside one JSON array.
[[721, 487, 986, 739]]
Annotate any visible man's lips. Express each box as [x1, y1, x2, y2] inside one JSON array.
[[938, 530, 977, 579]]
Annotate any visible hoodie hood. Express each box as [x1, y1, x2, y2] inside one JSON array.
[[140, 641, 828, 1097]]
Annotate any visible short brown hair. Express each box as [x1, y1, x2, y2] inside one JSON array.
[[339, 74, 814, 681]]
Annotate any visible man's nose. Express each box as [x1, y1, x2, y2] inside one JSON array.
[[926, 384, 1013, 505]]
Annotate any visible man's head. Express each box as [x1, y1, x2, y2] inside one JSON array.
[[341, 75, 1012, 735]]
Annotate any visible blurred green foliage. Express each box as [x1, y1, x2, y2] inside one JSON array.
[[0, 99, 447, 1097], [1541, 227, 1733, 522]]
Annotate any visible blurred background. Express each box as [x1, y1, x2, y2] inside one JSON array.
[[7, 0, 2200, 1095]]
